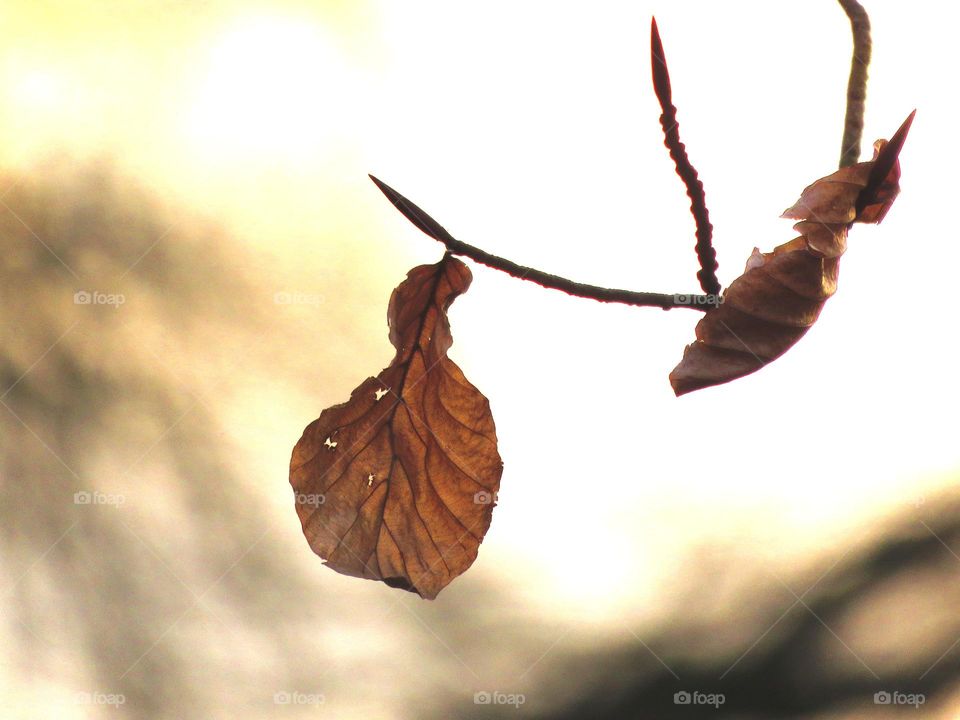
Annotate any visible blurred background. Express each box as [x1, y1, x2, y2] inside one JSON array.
[[1, 1, 958, 717]]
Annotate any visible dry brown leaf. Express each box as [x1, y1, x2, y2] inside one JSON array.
[[290, 254, 502, 599], [670, 113, 913, 396]]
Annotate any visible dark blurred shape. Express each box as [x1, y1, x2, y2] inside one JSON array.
[[423, 492, 960, 720], [0, 158, 351, 717]]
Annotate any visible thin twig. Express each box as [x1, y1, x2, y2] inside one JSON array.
[[650, 18, 720, 297], [368, 175, 717, 311], [837, 0, 871, 168]]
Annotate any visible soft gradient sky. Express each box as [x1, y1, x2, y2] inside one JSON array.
[[2, 1, 958, 718]]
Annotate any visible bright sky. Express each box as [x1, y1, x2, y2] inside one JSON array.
[[1, 1, 957, 717]]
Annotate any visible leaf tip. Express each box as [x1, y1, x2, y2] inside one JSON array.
[[383, 575, 424, 597]]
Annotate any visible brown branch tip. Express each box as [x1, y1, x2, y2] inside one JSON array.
[[368, 175, 716, 311], [650, 17, 720, 297]]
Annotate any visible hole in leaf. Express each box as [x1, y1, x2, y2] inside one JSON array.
[[323, 436, 338, 450], [367, 473, 375, 487], [375, 388, 389, 401]]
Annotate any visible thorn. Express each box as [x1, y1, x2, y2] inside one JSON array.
[[856, 110, 915, 216], [882, 110, 916, 164], [368, 174, 456, 245], [650, 17, 672, 107]]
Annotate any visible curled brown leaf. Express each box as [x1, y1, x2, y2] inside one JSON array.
[[669, 113, 913, 396], [290, 254, 503, 599]]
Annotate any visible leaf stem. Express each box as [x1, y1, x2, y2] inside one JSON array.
[[369, 175, 717, 312], [837, 0, 871, 168]]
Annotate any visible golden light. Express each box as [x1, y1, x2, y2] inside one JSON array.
[[183, 12, 357, 164], [11, 68, 64, 110], [0, 58, 75, 154]]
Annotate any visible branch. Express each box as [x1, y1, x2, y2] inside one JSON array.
[[650, 18, 720, 297], [837, 0, 872, 168], [368, 175, 718, 311]]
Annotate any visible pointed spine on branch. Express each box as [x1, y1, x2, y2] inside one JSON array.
[[650, 17, 720, 297]]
